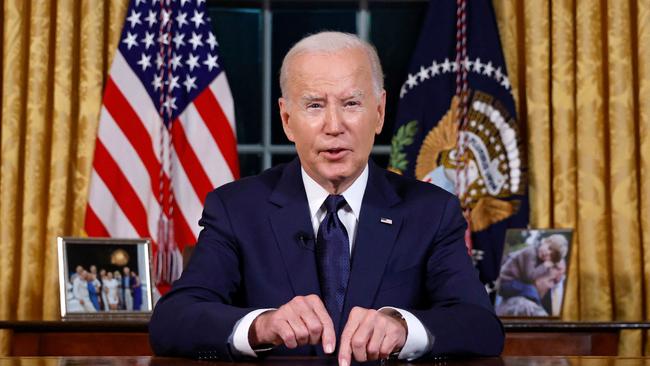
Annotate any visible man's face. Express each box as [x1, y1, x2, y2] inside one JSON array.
[[124, 267, 130, 275], [550, 262, 566, 281], [279, 48, 386, 193], [534, 274, 558, 298]]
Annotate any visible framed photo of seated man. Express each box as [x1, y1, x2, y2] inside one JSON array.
[[57, 237, 154, 319], [495, 229, 573, 318]]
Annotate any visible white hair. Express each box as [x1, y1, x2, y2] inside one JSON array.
[[279, 31, 384, 98], [544, 234, 569, 260]]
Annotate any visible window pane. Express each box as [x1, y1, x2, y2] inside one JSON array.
[[369, 2, 427, 145], [370, 153, 389, 169], [209, 7, 263, 144], [271, 7, 357, 144], [238, 153, 263, 177], [271, 153, 298, 167]]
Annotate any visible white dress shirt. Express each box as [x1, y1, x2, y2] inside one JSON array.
[[229, 165, 433, 359]]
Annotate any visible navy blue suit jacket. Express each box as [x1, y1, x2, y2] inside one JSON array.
[[149, 159, 504, 360]]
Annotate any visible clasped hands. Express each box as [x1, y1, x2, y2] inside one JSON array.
[[249, 295, 407, 366]]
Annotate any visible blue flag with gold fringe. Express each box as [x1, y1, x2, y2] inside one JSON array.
[[389, 0, 529, 295]]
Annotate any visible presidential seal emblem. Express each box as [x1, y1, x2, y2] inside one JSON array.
[[415, 91, 525, 232]]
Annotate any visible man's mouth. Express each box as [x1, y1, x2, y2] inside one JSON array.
[[321, 148, 350, 160]]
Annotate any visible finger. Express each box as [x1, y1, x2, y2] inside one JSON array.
[[350, 310, 377, 362], [338, 307, 363, 366], [379, 318, 406, 359], [366, 316, 387, 361], [274, 319, 298, 348], [283, 303, 311, 346], [305, 295, 335, 353], [379, 332, 400, 359], [292, 297, 324, 345]]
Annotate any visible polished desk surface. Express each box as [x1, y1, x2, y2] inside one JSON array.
[[1, 357, 650, 366], [3, 320, 650, 331], [2, 321, 650, 358]]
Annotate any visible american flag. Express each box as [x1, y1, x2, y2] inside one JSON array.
[[85, 0, 238, 291]]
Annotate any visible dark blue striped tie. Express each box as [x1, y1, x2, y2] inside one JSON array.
[[316, 195, 350, 332]]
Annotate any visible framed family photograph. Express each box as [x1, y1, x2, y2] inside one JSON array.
[[57, 237, 154, 320], [495, 228, 574, 318]]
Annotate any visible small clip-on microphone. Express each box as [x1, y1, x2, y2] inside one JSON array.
[[296, 231, 315, 250]]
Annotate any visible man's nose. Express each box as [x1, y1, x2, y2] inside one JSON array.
[[323, 105, 344, 135]]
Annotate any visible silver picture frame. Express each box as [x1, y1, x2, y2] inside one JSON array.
[[57, 237, 154, 320], [495, 228, 574, 318]]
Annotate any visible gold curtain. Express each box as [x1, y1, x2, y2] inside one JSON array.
[[494, 0, 650, 355], [0, 0, 128, 355]]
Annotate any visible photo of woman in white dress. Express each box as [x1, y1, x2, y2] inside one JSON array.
[[103, 271, 120, 310]]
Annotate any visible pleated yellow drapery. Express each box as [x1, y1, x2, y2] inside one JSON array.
[[0, 0, 129, 355], [494, 0, 650, 355]]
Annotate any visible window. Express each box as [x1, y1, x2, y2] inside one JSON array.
[[208, 0, 427, 176]]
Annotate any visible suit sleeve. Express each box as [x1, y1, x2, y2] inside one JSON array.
[[409, 195, 505, 358], [149, 190, 257, 360]]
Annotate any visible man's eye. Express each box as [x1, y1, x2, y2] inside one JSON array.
[[307, 103, 322, 109], [345, 101, 360, 107]]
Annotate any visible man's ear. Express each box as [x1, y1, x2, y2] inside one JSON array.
[[375, 90, 387, 135], [279, 97, 295, 142]]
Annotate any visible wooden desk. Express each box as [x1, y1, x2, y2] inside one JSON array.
[[1, 356, 650, 366], [502, 320, 650, 356], [1, 321, 649, 357], [0, 320, 151, 356]]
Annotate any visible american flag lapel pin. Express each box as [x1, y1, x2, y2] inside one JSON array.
[[380, 217, 392, 225]]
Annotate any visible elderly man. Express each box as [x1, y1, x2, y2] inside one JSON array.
[[72, 269, 98, 313], [149, 31, 503, 362], [121, 266, 135, 311]]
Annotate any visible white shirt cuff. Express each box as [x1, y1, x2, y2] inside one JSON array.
[[379, 306, 434, 360], [229, 308, 275, 357]]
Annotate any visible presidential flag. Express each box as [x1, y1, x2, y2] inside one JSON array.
[[85, 0, 238, 291], [389, 0, 529, 293]]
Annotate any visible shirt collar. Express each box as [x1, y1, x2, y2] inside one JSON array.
[[301, 164, 368, 220]]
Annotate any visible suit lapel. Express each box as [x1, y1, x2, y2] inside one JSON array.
[[268, 159, 321, 298], [343, 162, 403, 319]]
